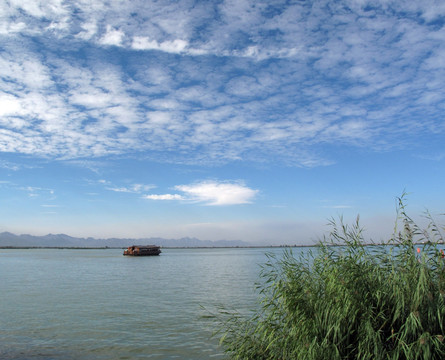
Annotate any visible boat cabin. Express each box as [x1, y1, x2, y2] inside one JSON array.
[[123, 245, 161, 256]]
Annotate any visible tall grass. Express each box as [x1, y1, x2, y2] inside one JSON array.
[[216, 196, 445, 359]]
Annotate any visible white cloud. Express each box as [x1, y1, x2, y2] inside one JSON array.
[[0, 21, 26, 35], [76, 21, 97, 40], [132, 36, 188, 53], [178, 181, 258, 205], [7, 0, 51, 17], [144, 180, 258, 205], [143, 194, 184, 201], [0, 94, 23, 117], [99, 25, 125, 46]]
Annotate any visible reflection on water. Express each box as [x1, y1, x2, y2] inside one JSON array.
[[0, 247, 290, 359]]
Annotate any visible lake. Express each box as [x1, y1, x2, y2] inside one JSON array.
[[0, 247, 293, 359]]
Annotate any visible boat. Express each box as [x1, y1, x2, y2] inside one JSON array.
[[123, 245, 161, 256]]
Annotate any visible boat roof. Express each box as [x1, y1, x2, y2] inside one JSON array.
[[130, 245, 160, 248]]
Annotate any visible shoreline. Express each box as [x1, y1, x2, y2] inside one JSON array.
[[1, 242, 438, 250]]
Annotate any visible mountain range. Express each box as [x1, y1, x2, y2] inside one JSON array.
[[0, 232, 249, 248]]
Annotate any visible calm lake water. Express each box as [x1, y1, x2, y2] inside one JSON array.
[[0, 247, 292, 359]]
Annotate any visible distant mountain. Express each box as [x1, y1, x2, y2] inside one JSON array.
[[0, 232, 249, 248]]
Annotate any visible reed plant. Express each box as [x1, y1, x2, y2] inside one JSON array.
[[216, 195, 445, 359]]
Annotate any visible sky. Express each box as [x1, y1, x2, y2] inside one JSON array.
[[0, 0, 444, 245]]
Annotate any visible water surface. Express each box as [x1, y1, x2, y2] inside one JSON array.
[[1, 247, 288, 359]]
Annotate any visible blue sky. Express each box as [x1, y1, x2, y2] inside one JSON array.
[[0, 0, 444, 245]]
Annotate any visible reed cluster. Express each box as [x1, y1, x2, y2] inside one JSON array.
[[216, 196, 445, 359]]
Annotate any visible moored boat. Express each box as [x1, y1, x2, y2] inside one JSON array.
[[123, 245, 161, 256]]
